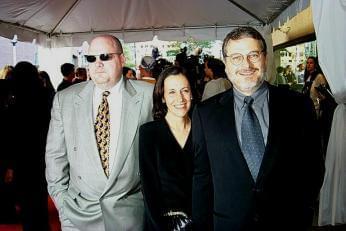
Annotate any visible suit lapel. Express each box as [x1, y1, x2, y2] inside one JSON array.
[[108, 80, 142, 182], [74, 81, 108, 181], [218, 91, 243, 155], [256, 85, 281, 184]]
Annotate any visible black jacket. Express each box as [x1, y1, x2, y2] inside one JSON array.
[[192, 84, 324, 231]]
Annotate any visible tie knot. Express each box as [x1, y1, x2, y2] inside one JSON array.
[[103, 91, 110, 97], [244, 96, 254, 106]]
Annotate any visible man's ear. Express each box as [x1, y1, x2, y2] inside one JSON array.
[[120, 53, 126, 67], [263, 53, 268, 72]]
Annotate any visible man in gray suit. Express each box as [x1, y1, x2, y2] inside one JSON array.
[[45, 35, 153, 231]]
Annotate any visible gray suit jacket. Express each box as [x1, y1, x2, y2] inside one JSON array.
[[45, 78, 154, 231]]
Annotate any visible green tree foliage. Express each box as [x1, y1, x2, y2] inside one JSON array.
[[123, 44, 136, 68], [167, 38, 213, 58], [186, 38, 212, 53]]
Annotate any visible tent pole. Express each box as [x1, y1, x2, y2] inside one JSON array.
[[49, 0, 81, 35], [227, 0, 266, 25]]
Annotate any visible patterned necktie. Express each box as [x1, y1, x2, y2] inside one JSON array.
[[95, 91, 111, 177], [241, 96, 265, 181]]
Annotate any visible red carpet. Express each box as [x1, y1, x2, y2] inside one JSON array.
[[47, 196, 61, 231], [0, 197, 61, 231]]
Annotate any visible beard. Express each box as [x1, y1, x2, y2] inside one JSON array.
[[228, 68, 265, 94]]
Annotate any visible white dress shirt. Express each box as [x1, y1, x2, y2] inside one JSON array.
[[93, 78, 123, 176]]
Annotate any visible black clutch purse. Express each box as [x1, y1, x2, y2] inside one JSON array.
[[163, 210, 192, 231]]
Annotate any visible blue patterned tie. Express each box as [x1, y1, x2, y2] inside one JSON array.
[[241, 96, 265, 181]]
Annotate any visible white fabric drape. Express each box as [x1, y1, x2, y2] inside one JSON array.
[[0, 0, 311, 47], [311, 0, 346, 226]]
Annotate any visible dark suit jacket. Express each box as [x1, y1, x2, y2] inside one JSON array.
[[139, 120, 193, 230], [192, 84, 324, 231], [57, 79, 73, 91]]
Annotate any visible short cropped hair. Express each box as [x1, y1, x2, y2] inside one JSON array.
[[206, 58, 227, 79], [60, 63, 75, 77], [107, 35, 123, 54], [222, 26, 267, 58]]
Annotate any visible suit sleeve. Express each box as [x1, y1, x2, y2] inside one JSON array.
[[139, 124, 164, 230], [191, 106, 213, 230], [301, 96, 325, 199], [45, 92, 69, 217]]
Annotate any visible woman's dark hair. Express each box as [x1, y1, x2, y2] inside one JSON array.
[[12, 61, 41, 91], [302, 56, 324, 96], [206, 58, 227, 79], [39, 71, 55, 91], [152, 66, 190, 120], [12, 62, 50, 111], [303, 56, 322, 82]]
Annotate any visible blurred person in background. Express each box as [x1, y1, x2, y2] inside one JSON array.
[[57, 63, 75, 91], [139, 56, 156, 84], [201, 58, 232, 101], [152, 58, 173, 80], [175, 46, 188, 68], [302, 56, 337, 156], [38, 70, 56, 111], [152, 47, 161, 60], [73, 67, 88, 84], [0, 65, 14, 80], [283, 64, 296, 85], [302, 56, 329, 116], [296, 63, 305, 84], [123, 66, 137, 80], [275, 66, 288, 86], [0, 65, 17, 224], [6, 61, 51, 231]]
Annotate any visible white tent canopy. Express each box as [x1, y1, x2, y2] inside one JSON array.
[[0, 0, 309, 47]]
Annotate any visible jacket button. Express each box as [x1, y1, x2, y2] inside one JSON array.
[[73, 147, 77, 151]]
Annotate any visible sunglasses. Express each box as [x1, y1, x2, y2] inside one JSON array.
[[85, 53, 122, 63]]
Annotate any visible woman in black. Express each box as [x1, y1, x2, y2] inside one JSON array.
[[302, 56, 337, 155], [139, 66, 193, 230]]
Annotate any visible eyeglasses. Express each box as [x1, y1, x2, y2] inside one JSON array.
[[85, 53, 122, 63], [225, 51, 264, 66]]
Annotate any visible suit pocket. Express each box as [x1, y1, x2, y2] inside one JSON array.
[[65, 187, 81, 209], [68, 186, 79, 199], [65, 187, 99, 213]]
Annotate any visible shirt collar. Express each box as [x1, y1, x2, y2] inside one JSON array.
[[233, 81, 268, 108]]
